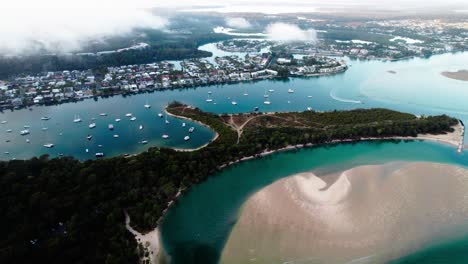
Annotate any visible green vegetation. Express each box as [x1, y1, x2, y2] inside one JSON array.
[[0, 103, 458, 263]]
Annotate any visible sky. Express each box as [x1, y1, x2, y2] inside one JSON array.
[[1, 0, 467, 55]]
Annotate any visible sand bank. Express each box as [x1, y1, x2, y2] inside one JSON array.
[[441, 70, 468, 82], [221, 162, 468, 264]]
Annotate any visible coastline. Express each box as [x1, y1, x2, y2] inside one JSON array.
[[125, 212, 161, 264]]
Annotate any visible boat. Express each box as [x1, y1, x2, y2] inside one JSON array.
[[141, 140, 148, 144], [41, 116, 51, 121], [43, 143, 54, 148], [87, 135, 92, 140], [85, 148, 89, 153], [125, 113, 132, 117], [254, 107, 259, 111], [89, 123, 96, 129], [206, 98, 213, 103], [243, 93, 249, 96], [165, 114, 170, 124], [23, 125, 30, 128], [20, 129, 30, 135], [73, 115, 82, 123], [162, 134, 169, 139], [42, 127, 48, 131], [91, 117, 96, 121], [130, 117, 137, 121], [6, 129, 12, 133], [26, 139, 30, 143], [184, 136, 190, 141], [268, 89, 275, 93], [264, 100, 271, 105], [99, 113, 107, 116], [1, 121, 6, 124], [115, 118, 121, 122], [139, 125, 143, 130], [5, 140, 10, 143], [95, 152, 104, 158], [288, 89, 295, 93], [182, 122, 186, 127], [144, 100, 151, 108], [158, 113, 163, 118], [98, 145, 103, 148], [4, 152, 9, 155], [307, 95, 313, 98], [231, 101, 238, 105], [188, 127, 195, 133], [113, 134, 119, 138], [287, 100, 291, 104], [307, 107, 313, 111], [208, 91, 212, 94], [108, 124, 114, 130]]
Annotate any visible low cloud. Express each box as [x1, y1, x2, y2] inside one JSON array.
[[0, 7, 167, 55], [266, 23, 318, 42], [225, 17, 252, 29]]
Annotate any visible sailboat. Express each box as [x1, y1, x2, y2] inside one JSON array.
[[144, 99, 151, 109], [206, 94, 213, 103], [288, 88, 295, 93], [165, 114, 170, 124], [184, 136, 190, 141], [264, 100, 271, 105], [263, 88, 269, 98], [231, 100, 238, 106], [73, 115, 82, 123]]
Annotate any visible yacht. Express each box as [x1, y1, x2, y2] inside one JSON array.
[[162, 134, 170, 139], [264, 100, 271, 105], [6, 129, 12, 133], [115, 118, 121, 122], [20, 129, 30, 135], [125, 113, 133, 117], [208, 91, 212, 94], [231, 101, 238, 106], [130, 117, 137, 121], [184, 136, 190, 141], [4, 152, 9, 155], [254, 107, 259, 111], [26, 139, 30, 143], [141, 140, 148, 144], [87, 135, 93, 140], [165, 115, 170, 124], [113, 134, 119, 138], [182, 122, 186, 127], [99, 113, 107, 116], [188, 127, 195, 133], [95, 153, 104, 158], [243, 93, 249, 96], [263, 94, 269, 98], [206, 98, 213, 103], [1, 121, 7, 124], [43, 143, 54, 148], [288, 89, 295, 93], [144, 100, 151, 108], [24, 125, 31, 128], [89, 123, 96, 129], [42, 127, 48, 131], [108, 124, 114, 130], [307, 95, 313, 98], [307, 107, 313, 111], [73, 115, 82, 123], [86, 148, 89, 153], [268, 89, 275, 93], [41, 116, 51, 121], [139, 125, 143, 130], [158, 113, 163, 118]]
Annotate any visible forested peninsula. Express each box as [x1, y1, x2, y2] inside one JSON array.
[[0, 102, 459, 263]]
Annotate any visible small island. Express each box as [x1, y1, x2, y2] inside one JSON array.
[[0, 102, 461, 264], [441, 70, 468, 81]]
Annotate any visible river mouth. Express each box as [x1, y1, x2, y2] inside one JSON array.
[[221, 162, 468, 264]]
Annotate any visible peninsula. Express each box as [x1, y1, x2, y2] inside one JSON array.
[[441, 70, 468, 82], [0, 103, 460, 264]]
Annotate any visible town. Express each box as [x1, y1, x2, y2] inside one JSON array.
[[0, 52, 347, 110]]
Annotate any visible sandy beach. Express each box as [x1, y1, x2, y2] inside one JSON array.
[[221, 162, 468, 264], [125, 213, 161, 264], [441, 70, 468, 81]]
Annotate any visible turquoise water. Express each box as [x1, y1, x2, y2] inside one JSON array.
[[1, 50, 467, 160], [160, 141, 468, 264]]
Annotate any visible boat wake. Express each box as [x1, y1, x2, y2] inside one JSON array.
[[330, 90, 362, 104]]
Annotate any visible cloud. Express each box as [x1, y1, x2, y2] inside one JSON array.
[[225, 17, 252, 29], [0, 6, 167, 55], [266, 23, 317, 42]]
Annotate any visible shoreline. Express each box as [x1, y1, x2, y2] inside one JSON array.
[[125, 212, 160, 264]]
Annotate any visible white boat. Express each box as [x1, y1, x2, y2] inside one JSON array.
[[130, 117, 137, 121], [24, 125, 31, 128], [108, 124, 114, 130], [1, 121, 7, 124], [115, 118, 121, 122], [4, 152, 9, 155], [288, 89, 295, 93], [87, 135, 92, 140], [188, 127, 195, 133], [141, 140, 148, 144], [208, 91, 212, 94], [89, 123, 96, 129], [44, 143, 54, 148], [307, 107, 313, 111], [263, 94, 269, 98], [144, 100, 151, 108], [268, 89, 275, 93], [26, 139, 30, 143], [231, 101, 238, 105], [158, 113, 163, 118], [42, 127, 48, 131], [307, 95, 313, 98], [139, 125, 143, 130], [125, 113, 133, 117], [165, 114, 170, 124], [206, 98, 213, 103], [243, 93, 249, 96], [95, 152, 104, 158], [85, 148, 89, 153], [182, 122, 186, 127], [6, 129, 12, 133], [264, 100, 271, 105], [99, 113, 107, 116], [41, 116, 51, 121], [162, 134, 170, 139], [73, 115, 82, 123], [113, 134, 119, 138], [184, 136, 190, 141], [20, 129, 30, 135]]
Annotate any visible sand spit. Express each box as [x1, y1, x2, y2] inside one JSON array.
[[221, 162, 468, 264], [441, 70, 468, 82]]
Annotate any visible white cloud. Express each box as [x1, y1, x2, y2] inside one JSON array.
[[266, 23, 317, 42], [225, 17, 252, 29], [0, 3, 167, 55]]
